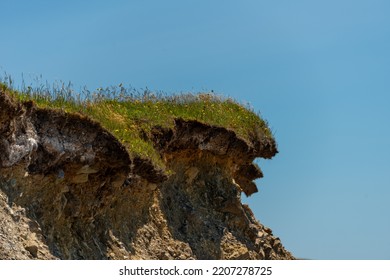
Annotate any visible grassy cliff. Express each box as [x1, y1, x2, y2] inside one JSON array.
[[0, 81, 273, 169], [0, 79, 294, 260]]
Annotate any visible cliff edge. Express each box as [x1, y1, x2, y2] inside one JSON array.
[[0, 86, 294, 260]]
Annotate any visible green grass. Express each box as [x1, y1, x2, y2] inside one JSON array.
[[0, 77, 273, 169]]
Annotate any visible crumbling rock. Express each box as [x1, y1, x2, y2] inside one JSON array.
[[0, 89, 294, 260]]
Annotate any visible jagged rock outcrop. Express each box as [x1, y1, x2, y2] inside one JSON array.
[[0, 89, 294, 260]]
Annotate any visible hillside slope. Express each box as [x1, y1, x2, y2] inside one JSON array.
[[0, 86, 294, 260]]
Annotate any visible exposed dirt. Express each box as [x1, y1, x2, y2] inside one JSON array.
[[0, 89, 294, 260]]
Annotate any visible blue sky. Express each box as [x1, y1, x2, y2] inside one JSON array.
[[1, 0, 389, 259]]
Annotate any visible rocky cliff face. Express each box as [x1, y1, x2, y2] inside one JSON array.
[[0, 89, 294, 260]]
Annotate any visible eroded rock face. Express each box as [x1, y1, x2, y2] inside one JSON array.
[[159, 151, 290, 259], [0, 89, 294, 260]]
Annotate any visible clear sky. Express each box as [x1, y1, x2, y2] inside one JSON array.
[[1, 0, 389, 259]]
